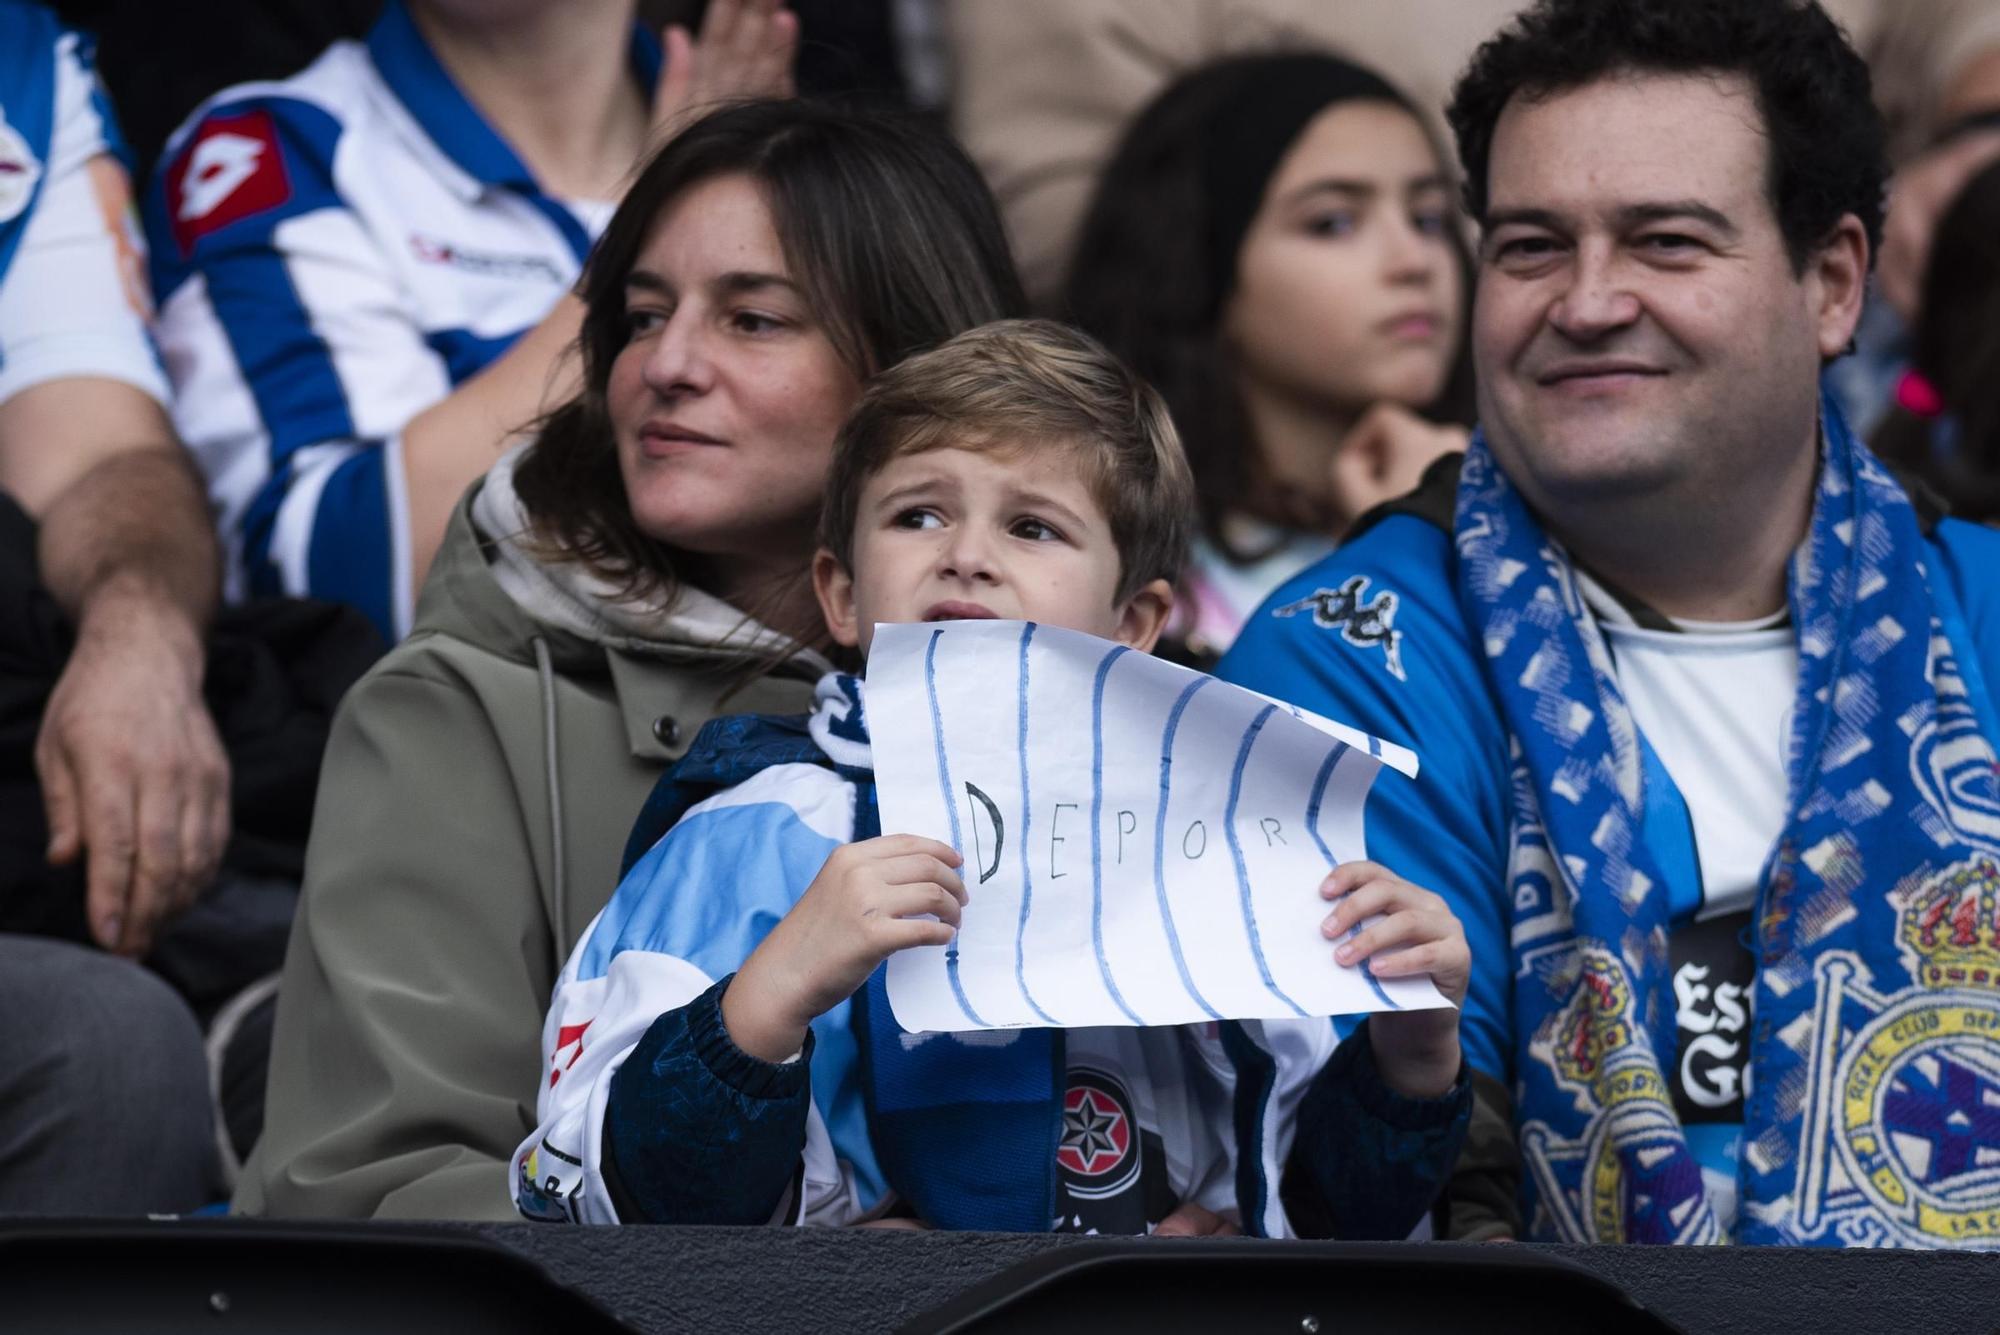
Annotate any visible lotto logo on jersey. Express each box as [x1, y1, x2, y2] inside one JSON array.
[[167, 110, 290, 256]]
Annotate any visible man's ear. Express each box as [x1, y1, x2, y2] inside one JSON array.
[[1114, 578, 1176, 653], [812, 547, 862, 649], [1811, 213, 1870, 360]]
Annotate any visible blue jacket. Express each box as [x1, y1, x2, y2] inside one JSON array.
[[1219, 458, 2000, 1240]]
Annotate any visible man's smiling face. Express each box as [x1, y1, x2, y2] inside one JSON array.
[[1471, 69, 1833, 512]]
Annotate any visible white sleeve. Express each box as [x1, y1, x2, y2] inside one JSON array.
[[513, 925, 719, 1225], [512, 918, 859, 1228], [0, 30, 166, 408], [512, 774, 870, 1226]]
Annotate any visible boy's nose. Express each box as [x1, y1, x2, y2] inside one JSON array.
[[938, 528, 1001, 583]]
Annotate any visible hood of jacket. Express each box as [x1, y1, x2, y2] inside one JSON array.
[[410, 446, 833, 683]]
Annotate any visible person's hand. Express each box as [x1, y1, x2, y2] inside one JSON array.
[[1878, 127, 2000, 322], [35, 592, 228, 957], [1327, 404, 1467, 531], [1154, 1203, 1242, 1237], [1320, 861, 1468, 1098], [723, 835, 967, 1062], [653, 0, 799, 143]]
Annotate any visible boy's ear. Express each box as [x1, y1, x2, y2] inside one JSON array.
[[1114, 578, 1175, 653], [812, 547, 863, 649]]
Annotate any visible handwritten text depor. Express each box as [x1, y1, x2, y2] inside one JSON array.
[[867, 620, 1447, 1032]]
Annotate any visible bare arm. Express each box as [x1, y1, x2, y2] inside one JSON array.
[[2, 375, 229, 957], [397, 296, 584, 607], [15, 378, 218, 628]]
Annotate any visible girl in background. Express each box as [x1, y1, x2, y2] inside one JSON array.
[[1066, 52, 1472, 662]]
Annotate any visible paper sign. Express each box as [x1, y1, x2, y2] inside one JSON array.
[[867, 620, 1448, 1032]]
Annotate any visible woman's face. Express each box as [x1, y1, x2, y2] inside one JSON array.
[[1223, 101, 1463, 416], [607, 172, 860, 587]]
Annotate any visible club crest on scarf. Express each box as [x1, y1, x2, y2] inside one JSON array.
[[1521, 948, 1718, 1243], [1456, 402, 2000, 1247], [1793, 789, 2000, 1244]]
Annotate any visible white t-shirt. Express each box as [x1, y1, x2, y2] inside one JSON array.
[[1581, 574, 1799, 918]]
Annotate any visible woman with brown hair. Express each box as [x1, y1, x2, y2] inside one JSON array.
[[237, 98, 1025, 1221]]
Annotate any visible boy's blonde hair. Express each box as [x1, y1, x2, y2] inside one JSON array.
[[820, 319, 1196, 603]]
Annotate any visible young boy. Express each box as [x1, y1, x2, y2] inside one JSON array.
[[514, 320, 1472, 1234]]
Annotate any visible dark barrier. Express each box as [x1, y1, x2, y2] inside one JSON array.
[[0, 1221, 630, 1334], [476, 1225, 2000, 1335], [4, 1221, 1996, 1335]]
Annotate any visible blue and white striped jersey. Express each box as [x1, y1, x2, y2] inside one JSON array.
[[143, 1, 655, 639], [0, 3, 164, 412]]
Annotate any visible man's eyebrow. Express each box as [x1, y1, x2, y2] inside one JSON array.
[[1616, 201, 1737, 235], [1483, 206, 1567, 232], [1483, 202, 1738, 234], [624, 269, 671, 296]]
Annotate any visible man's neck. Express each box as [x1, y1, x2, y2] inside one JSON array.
[[410, 0, 648, 202], [1541, 428, 1820, 625]]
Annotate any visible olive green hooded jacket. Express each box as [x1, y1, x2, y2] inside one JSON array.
[[235, 459, 819, 1220]]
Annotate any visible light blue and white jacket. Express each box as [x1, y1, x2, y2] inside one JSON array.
[[515, 672, 1471, 1233]]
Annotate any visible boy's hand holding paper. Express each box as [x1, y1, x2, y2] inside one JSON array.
[[867, 619, 1452, 1033], [726, 835, 967, 1062]]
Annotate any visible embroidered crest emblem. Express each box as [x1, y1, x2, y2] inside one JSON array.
[[1273, 575, 1406, 681], [514, 1139, 582, 1223], [1795, 856, 2000, 1247], [1519, 950, 1719, 1244], [0, 110, 43, 224]]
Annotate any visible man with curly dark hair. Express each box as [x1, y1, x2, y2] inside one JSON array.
[[1222, 0, 2000, 1247]]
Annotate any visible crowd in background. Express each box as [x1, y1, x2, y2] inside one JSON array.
[[3, 0, 2000, 1248]]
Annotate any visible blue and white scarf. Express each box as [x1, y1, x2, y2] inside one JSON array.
[[1459, 397, 2000, 1246]]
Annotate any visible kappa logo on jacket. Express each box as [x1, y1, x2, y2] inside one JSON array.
[[1273, 575, 1407, 681]]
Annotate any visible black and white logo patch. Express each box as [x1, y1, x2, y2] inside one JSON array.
[[1058, 1068, 1138, 1199], [1274, 575, 1406, 681], [1053, 1065, 1172, 1235]]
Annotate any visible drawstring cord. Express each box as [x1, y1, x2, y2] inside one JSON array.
[[533, 637, 569, 966]]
